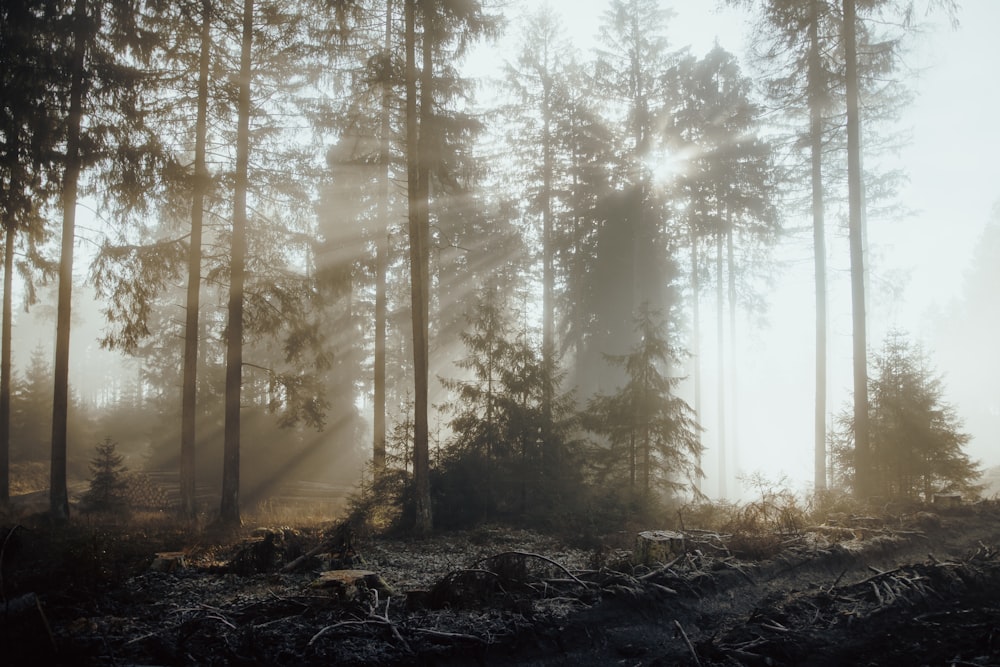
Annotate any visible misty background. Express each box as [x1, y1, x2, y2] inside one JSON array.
[[5, 0, 998, 503]]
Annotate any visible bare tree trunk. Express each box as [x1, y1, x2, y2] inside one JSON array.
[[808, 0, 828, 493], [715, 228, 726, 500], [689, 225, 702, 494], [726, 224, 738, 496], [405, 0, 431, 534], [0, 224, 13, 504], [843, 0, 871, 499], [541, 44, 554, 472], [373, 0, 393, 476], [50, 0, 87, 522], [220, 0, 252, 526], [180, 0, 212, 520]]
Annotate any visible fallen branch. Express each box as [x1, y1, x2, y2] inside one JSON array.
[[761, 620, 791, 633], [281, 542, 330, 573], [477, 551, 589, 588], [673, 620, 701, 667], [638, 555, 683, 580], [831, 565, 851, 588], [859, 567, 901, 586], [412, 627, 487, 643], [308, 598, 412, 654]]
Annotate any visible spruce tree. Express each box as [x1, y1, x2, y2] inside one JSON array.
[[583, 304, 702, 500], [830, 331, 978, 499], [82, 437, 129, 515]]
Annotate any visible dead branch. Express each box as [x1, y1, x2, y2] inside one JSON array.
[[646, 582, 678, 596], [638, 554, 684, 580], [761, 620, 791, 633], [476, 551, 589, 588], [309, 619, 375, 645], [871, 581, 883, 606], [412, 627, 487, 643], [859, 567, 902, 586], [673, 619, 701, 667], [309, 597, 412, 653]]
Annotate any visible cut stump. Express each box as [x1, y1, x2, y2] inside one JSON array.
[[634, 530, 686, 566]]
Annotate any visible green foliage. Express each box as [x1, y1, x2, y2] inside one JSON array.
[[346, 464, 413, 535], [82, 437, 130, 515], [91, 237, 188, 353], [830, 331, 980, 500], [583, 304, 702, 498], [11, 345, 94, 470], [435, 287, 583, 528]]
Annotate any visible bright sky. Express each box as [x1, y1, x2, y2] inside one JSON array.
[[472, 0, 1000, 497]]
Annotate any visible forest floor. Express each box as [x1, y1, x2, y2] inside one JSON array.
[[3, 498, 1000, 666]]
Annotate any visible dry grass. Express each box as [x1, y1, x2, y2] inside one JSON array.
[[246, 498, 345, 529], [671, 476, 869, 560], [9, 461, 49, 495]]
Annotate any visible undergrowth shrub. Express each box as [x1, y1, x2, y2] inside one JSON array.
[[345, 465, 412, 536]]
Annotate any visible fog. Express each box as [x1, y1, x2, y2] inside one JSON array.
[[6, 0, 999, 511]]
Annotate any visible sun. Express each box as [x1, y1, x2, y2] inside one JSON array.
[[643, 148, 692, 188]]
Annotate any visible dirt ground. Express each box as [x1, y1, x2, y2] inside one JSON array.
[[3, 502, 1000, 666]]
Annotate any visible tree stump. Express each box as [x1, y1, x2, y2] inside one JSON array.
[[634, 530, 685, 566], [150, 552, 186, 572]]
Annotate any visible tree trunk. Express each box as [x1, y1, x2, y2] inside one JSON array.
[[726, 224, 738, 496], [689, 223, 702, 494], [541, 49, 554, 473], [715, 228, 726, 500], [220, 0, 253, 527], [0, 224, 13, 504], [50, 0, 87, 522], [373, 0, 393, 476], [629, 429, 636, 489], [843, 0, 871, 499], [808, 0, 828, 493], [180, 0, 212, 520], [405, 0, 431, 535]]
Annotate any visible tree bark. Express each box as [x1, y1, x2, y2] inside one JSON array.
[[716, 227, 726, 500], [372, 0, 393, 476], [405, 0, 431, 535], [843, 0, 871, 498], [808, 0, 828, 493], [726, 224, 738, 495], [180, 0, 212, 520], [50, 0, 87, 522], [220, 0, 252, 526], [689, 222, 702, 494], [540, 40, 554, 473], [0, 224, 13, 504]]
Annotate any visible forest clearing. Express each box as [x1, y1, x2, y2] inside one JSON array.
[[3, 488, 1000, 666]]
